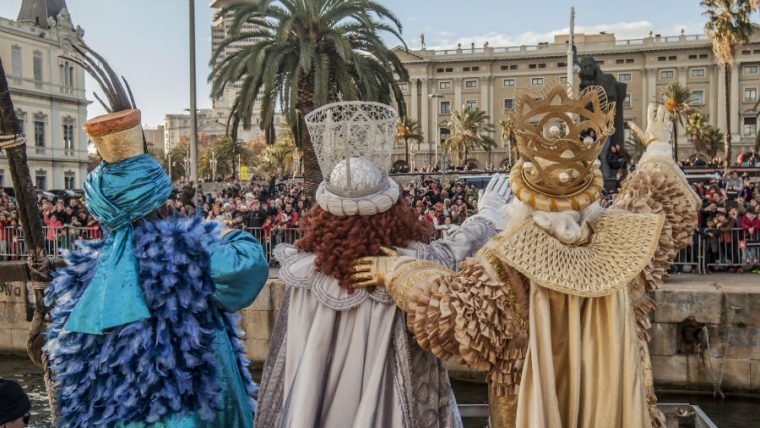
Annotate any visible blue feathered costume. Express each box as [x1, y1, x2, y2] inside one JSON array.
[[44, 154, 269, 427]]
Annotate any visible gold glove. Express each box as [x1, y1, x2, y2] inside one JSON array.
[[350, 247, 399, 289]]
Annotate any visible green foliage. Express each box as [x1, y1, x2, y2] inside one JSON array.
[[209, 2, 407, 140], [209, 0, 409, 195], [442, 105, 496, 167], [702, 0, 756, 67], [395, 116, 424, 165], [260, 133, 297, 175]]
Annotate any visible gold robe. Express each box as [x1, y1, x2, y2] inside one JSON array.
[[386, 158, 700, 427]]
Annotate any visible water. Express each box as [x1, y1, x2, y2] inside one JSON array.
[[2, 356, 758, 427]]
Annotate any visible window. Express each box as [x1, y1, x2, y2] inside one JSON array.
[[531, 77, 543, 86], [436, 68, 444, 73], [692, 90, 705, 105], [538, 64, 546, 69], [557, 62, 567, 67], [657, 56, 667, 61], [33, 113, 45, 154], [618, 73, 632, 82], [11, 45, 21, 80], [15, 110, 25, 136], [699, 54, 708, 59], [668, 55, 677, 61], [503, 79, 515, 87], [463, 67, 470, 72], [691, 68, 705, 78], [660, 70, 674, 79], [471, 66, 480, 71], [440, 101, 450, 114], [616, 59, 624, 64], [744, 117, 757, 137], [63, 118, 75, 155], [465, 79, 477, 88], [510, 64, 518, 70], [626, 58, 634, 64], [529, 64, 537, 69], [623, 94, 631, 109], [688, 54, 698, 60], [64, 171, 76, 190], [60, 60, 74, 93], [33, 51, 43, 88], [439, 81, 451, 89], [743, 64, 759, 75], [500, 65, 509, 70], [466, 100, 477, 109], [504, 98, 514, 109], [744, 87, 757, 102], [445, 68, 453, 72], [35, 170, 47, 191]]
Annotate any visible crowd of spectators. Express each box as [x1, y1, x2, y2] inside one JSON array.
[[172, 176, 484, 244], [692, 170, 760, 272]]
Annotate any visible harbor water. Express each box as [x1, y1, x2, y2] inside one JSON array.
[[1, 356, 758, 427]]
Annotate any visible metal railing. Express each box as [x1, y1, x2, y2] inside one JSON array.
[[1, 226, 758, 274]]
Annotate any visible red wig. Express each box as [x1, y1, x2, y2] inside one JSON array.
[[295, 200, 434, 289]]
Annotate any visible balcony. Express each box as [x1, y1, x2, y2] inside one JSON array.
[[6, 74, 86, 102], [418, 34, 710, 60]]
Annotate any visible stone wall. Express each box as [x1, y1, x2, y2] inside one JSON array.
[[1, 273, 758, 393], [649, 275, 760, 392], [0, 281, 32, 353]]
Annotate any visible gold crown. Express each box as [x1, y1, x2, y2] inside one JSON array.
[[509, 82, 616, 211]]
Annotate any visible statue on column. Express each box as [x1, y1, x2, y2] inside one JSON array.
[[578, 56, 627, 184]]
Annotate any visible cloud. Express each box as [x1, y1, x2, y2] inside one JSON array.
[[411, 20, 704, 50]]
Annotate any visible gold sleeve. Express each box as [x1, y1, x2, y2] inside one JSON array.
[[612, 156, 700, 292], [387, 255, 530, 396]]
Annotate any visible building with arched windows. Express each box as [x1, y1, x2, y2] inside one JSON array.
[[0, 0, 89, 191]]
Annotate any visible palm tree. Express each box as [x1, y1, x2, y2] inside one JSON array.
[[702, 0, 758, 170], [498, 109, 518, 168], [703, 125, 725, 159], [662, 82, 693, 161], [262, 137, 297, 175], [686, 111, 710, 155], [624, 127, 647, 163], [394, 116, 424, 169], [210, 0, 409, 197], [214, 135, 253, 180], [443, 105, 496, 168]]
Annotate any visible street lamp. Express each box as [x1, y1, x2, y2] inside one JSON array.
[[429, 92, 443, 170]]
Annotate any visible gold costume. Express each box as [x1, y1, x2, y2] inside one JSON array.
[[386, 161, 697, 427], [375, 86, 701, 427]]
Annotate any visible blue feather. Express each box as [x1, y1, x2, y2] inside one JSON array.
[[44, 215, 257, 427]]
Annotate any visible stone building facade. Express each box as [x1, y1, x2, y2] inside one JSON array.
[[395, 31, 760, 170], [0, 0, 89, 191]]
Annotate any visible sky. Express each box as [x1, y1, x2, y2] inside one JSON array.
[[0, 0, 710, 127]]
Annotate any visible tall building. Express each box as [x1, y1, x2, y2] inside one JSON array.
[[0, 0, 88, 190], [395, 31, 760, 170], [162, 108, 279, 153], [209, 0, 261, 112], [143, 124, 165, 158]]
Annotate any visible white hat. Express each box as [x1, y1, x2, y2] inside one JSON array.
[[305, 101, 400, 216]]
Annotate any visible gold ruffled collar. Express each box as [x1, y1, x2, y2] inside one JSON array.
[[479, 210, 664, 297]]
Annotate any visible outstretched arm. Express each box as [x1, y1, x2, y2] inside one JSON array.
[[209, 229, 270, 312], [352, 249, 529, 396], [614, 104, 701, 291], [396, 174, 512, 270]]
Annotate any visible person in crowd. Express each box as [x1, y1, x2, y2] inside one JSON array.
[[0, 379, 31, 428]]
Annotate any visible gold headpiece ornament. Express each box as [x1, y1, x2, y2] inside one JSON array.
[[509, 82, 616, 212], [62, 43, 145, 163]]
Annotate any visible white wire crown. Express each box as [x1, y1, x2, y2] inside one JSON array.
[[305, 101, 398, 189]]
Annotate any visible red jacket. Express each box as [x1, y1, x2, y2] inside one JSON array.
[[742, 216, 760, 240]]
